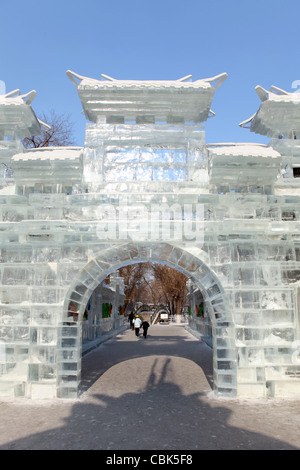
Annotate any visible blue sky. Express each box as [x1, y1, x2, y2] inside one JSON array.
[[1, 0, 299, 146]]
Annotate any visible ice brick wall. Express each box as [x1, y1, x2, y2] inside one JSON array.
[[1, 162, 300, 398]]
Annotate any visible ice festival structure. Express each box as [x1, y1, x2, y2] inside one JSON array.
[[0, 71, 300, 400]]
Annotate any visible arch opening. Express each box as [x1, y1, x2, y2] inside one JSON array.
[[58, 242, 237, 399]]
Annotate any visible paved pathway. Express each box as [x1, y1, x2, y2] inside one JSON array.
[[0, 324, 300, 450]]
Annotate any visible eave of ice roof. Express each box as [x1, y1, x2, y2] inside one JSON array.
[[66, 70, 228, 91]]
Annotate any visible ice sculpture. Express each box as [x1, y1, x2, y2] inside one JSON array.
[[0, 72, 300, 400]]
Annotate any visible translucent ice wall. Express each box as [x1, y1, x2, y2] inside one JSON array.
[[83, 122, 208, 192]]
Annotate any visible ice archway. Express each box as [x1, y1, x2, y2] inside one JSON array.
[[59, 242, 237, 398]]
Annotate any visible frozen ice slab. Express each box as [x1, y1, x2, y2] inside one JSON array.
[[66, 70, 228, 124], [207, 143, 281, 186], [0, 140, 23, 164], [12, 147, 84, 184], [240, 85, 300, 138]]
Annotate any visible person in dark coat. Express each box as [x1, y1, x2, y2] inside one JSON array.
[[128, 311, 134, 330], [142, 320, 150, 338]]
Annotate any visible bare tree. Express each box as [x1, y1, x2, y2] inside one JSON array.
[[22, 109, 75, 149], [118, 262, 153, 309], [150, 263, 188, 317], [119, 262, 188, 317]]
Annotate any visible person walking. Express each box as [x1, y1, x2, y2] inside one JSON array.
[[133, 315, 142, 336], [142, 320, 150, 338], [128, 311, 134, 330]]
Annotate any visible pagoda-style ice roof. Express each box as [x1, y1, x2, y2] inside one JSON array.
[[240, 85, 300, 138], [0, 89, 46, 139], [66, 70, 228, 124]]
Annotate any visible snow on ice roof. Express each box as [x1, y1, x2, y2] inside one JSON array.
[[207, 143, 281, 159], [12, 147, 83, 161]]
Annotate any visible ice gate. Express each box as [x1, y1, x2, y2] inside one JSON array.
[[0, 72, 300, 400]]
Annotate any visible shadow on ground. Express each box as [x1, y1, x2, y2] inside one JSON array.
[[80, 328, 214, 394], [0, 326, 299, 450]]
